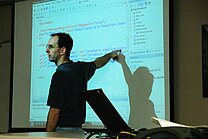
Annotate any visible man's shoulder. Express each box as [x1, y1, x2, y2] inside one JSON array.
[[73, 61, 96, 68], [74, 61, 94, 64], [56, 61, 96, 75]]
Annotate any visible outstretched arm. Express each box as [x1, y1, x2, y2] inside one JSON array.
[[94, 50, 121, 69]]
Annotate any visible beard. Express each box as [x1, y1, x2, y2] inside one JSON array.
[[48, 54, 60, 66]]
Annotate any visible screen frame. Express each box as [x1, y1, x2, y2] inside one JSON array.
[[9, 0, 174, 132], [202, 24, 208, 98]]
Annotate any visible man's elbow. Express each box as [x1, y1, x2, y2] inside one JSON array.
[[50, 107, 60, 114], [94, 61, 102, 69]]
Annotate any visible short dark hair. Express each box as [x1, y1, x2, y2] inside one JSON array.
[[50, 32, 73, 57]]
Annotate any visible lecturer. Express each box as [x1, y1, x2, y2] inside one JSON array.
[[45, 32, 120, 132]]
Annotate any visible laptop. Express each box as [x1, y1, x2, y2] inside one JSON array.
[[83, 88, 133, 134]]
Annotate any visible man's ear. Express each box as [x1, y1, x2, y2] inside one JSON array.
[[60, 47, 67, 55]]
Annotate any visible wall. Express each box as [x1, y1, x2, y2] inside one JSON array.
[[173, 0, 208, 125], [0, 5, 12, 132], [1, 0, 208, 131]]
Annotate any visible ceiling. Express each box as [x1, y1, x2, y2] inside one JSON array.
[[0, 0, 25, 6]]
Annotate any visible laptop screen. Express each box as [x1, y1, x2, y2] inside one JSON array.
[[83, 89, 132, 133]]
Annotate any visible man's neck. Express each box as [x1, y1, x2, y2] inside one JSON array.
[[56, 57, 70, 66]]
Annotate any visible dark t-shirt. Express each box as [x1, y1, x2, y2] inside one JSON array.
[[47, 60, 96, 127]]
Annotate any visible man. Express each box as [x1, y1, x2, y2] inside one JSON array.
[[45, 32, 120, 132]]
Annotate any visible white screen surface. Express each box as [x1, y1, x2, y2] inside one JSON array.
[[13, 0, 170, 130]]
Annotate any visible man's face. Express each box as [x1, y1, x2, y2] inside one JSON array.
[[46, 36, 61, 63]]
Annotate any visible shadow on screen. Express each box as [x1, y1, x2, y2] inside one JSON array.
[[116, 54, 158, 129]]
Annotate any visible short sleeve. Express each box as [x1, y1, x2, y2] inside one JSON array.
[[83, 62, 96, 81]]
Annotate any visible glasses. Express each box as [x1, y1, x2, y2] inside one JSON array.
[[46, 44, 59, 50]]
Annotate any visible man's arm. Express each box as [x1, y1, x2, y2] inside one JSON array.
[[94, 50, 121, 69], [46, 107, 60, 132]]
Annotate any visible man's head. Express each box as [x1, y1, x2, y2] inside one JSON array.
[[50, 32, 73, 56], [46, 32, 73, 63]]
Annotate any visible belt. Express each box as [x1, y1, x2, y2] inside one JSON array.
[[56, 126, 82, 132]]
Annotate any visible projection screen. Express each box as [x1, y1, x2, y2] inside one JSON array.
[[12, 0, 170, 130]]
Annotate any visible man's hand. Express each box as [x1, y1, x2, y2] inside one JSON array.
[[111, 50, 121, 61]]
